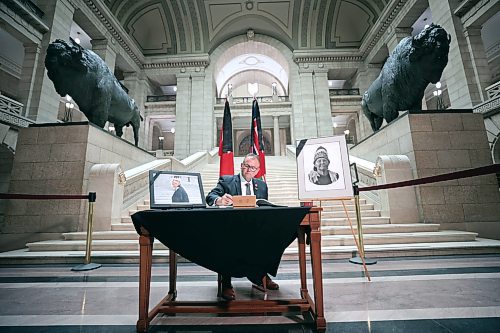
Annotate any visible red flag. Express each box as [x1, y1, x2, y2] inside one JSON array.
[[250, 99, 266, 180], [219, 100, 234, 176]]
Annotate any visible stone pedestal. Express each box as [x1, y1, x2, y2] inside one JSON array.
[[351, 111, 500, 239], [0, 122, 156, 251]]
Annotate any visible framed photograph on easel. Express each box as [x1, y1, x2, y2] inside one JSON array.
[[296, 135, 353, 200]]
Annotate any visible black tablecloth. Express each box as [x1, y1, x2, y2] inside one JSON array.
[[131, 207, 311, 284]]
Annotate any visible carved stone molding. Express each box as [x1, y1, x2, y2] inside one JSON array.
[[83, 0, 141, 67]]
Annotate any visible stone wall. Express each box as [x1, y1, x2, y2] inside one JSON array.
[[351, 111, 500, 239], [0, 122, 156, 251]]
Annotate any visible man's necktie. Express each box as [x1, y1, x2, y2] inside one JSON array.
[[245, 182, 251, 195]]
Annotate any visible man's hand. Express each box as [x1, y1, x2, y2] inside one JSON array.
[[216, 193, 233, 206], [308, 170, 320, 183]]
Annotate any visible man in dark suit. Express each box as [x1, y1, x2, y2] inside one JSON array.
[[171, 177, 189, 203], [206, 153, 279, 300]]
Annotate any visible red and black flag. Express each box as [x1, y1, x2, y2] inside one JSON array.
[[250, 99, 266, 180], [219, 100, 234, 176]]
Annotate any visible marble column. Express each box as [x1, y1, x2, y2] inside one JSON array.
[[91, 39, 116, 72], [123, 72, 148, 148], [428, 0, 481, 108], [312, 67, 333, 137], [297, 68, 317, 138], [463, 26, 490, 102], [189, 72, 207, 153], [174, 73, 191, 158], [18, 44, 41, 118], [294, 63, 333, 140], [355, 64, 382, 139], [23, 0, 75, 122], [273, 115, 280, 156]]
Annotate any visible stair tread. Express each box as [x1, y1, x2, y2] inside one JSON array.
[[323, 230, 478, 239]]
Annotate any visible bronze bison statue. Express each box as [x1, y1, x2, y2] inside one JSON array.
[[45, 39, 142, 145], [361, 24, 451, 131]]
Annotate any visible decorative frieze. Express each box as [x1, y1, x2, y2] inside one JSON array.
[[0, 110, 33, 128], [83, 0, 142, 67], [473, 95, 500, 116]]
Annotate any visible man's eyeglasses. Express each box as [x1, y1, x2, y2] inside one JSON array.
[[242, 163, 259, 171]]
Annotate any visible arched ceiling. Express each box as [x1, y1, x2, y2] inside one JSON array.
[[103, 0, 390, 56]]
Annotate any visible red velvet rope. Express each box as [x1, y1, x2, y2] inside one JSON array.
[[0, 193, 95, 201], [359, 164, 500, 192]]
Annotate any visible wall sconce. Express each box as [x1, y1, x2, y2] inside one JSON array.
[[170, 128, 175, 134]]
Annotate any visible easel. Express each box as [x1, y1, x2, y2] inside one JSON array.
[[317, 185, 374, 281]]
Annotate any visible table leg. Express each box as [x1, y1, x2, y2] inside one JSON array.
[[310, 223, 326, 332], [169, 249, 177, 300], [137, 235, 153, 333], [297, 226, 308, 295]]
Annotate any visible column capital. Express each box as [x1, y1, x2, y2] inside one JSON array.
[[175, 66, 206, 77], [463, 26, 481, 38], [298, 62, 328, 74], [23, 44, 41, 54]]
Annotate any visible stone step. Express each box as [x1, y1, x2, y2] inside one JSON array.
[[321, 216, 390, 226], [27, 230, 476, 252], [321, 210, 380, 218], [63, 231, 139, 240], [321, 223, 440, 235], [26, 239, 168, 252], [112, 223, 135, 231], [4, 238, 499, 265], [320, 231, 478, 246], [82, 223, 439, 239], [321, 204, 374, 211], [121, 210, 384, 225]]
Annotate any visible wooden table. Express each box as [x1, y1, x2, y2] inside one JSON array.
[[135, 206, 325, 332]]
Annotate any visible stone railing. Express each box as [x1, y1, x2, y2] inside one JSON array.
[[329, 88, 360, 96], [146, 95, 176, 102], [169, 151, 219, 172], [349, 155, 379, 209], [0, 93, 23, 115], [215, 96, 289, 104], [120, 150, 219, 214], [121, 159, 171, 213], [485, 80, 500, 99], [473, 94, 500, 117]]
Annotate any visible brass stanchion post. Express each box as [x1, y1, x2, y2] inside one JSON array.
[[72, 192, 101, 271], [349, 185, 377, 265]]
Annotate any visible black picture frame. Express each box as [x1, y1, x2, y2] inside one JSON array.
[[149, 170, 206, 209], [350, 162, 359, 185]]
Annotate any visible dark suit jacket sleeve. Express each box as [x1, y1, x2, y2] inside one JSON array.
[[206, 175, 234, 206], [254, 179, 268, 200]]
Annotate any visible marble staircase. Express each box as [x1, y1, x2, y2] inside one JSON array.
[[3, 156, 500, 264]]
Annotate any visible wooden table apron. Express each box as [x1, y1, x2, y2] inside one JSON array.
[[132, 206, 325, 333]]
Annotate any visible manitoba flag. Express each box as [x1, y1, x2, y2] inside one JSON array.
[[250, 99, 266, 180], [219, 100, 234, 176]]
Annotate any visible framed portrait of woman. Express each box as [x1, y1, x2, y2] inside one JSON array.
[[296, 135, 353, 200]]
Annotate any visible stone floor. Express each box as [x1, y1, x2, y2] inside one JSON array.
[[1, 254, 500, 332]]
